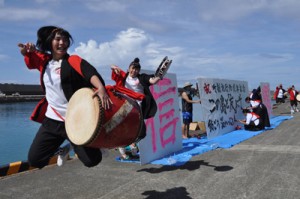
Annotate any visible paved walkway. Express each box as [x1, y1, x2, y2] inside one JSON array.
[[0, 103, 299, 199]]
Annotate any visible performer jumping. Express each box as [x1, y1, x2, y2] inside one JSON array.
[[111, 57, 171, 159]]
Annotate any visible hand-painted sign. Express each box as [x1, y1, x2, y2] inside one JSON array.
[[139, 70, 181, 164], [198, 78, 249, 139]]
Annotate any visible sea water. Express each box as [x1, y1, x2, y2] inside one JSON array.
[[0, 99, 203, 166], [0, 102, 39, 165]]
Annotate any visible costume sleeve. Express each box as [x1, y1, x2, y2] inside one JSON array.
[[24, 51, 49, 71], [139, 73, 154, 87], [111, 68, 127, 87], [68, 55, 105, 86], [273, 88, 278, 100]]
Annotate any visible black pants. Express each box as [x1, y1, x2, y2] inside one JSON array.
[[28, 117, 102, 168], [290, 99, 298, 107], [244, 121, 264, 131], [276, 97, 285, 103]]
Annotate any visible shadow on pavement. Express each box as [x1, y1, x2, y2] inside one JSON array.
[[137, 159, 233, 173], [142, 187, 192, 199]]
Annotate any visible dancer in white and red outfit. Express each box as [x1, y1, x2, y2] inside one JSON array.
[[18, 26, 112, 168], [288, 85, 299, 114], [247, 86, 270, 129], [111, 58, 162, 159], [274, 84, 286, 104]]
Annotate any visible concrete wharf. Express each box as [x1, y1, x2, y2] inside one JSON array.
[[0, 103, 299, 199]]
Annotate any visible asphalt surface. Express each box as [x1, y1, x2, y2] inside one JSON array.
[[0, 102, 299, 199]]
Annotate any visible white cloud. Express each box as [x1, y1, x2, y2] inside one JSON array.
[[69, 26, 298, 88], [72, 28, 173, 68], [70, 28, 186, 84], [194, 0, 300, 23], [197, 1, 264, 22], [34, 0, 61, 3], [267, 0, 300, 18], [0, 7, 51, 21], [0, 54, 8, 60], [84, 0, 128, 12], [1, 0, 300, 89]]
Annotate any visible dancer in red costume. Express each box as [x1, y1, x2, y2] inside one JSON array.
[[111, 57, 170, 159], [287, 85, 299, 114], [274, 84, 286, 104]]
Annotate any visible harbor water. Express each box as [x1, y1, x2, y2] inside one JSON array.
[[0, 102, 39, 165], [0, 100, 203, 166]]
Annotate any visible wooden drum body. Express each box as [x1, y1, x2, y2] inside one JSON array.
[[65, 87, 143, 148]]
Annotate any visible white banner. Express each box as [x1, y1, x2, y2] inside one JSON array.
[[197, 78, 249, 139], [139, 70, 182, 164]]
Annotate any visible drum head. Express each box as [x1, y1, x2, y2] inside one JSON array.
[[65, 88, 102, 145], [155, 56, 172, 79], [296, 94, 300, 102]]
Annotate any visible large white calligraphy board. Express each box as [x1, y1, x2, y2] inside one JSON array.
[[197, 78, 249, 139], [260, 82, 273, 117], [139, 70, 182, 164]]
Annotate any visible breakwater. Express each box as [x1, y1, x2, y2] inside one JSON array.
[[0, 83, 43, 95], [0, 83, 44, 103], [0, 95, 44, 103]]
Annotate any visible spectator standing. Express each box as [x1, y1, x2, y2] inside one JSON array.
[[181, 82, 201, 139]]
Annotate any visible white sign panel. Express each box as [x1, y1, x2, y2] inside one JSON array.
[[197, 78, 249, 139], [139, 70, 182, 164]]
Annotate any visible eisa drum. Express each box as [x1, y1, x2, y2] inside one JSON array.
[[65, 87, 143, 149]]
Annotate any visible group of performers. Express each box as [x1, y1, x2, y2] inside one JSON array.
[[18, 25, 172, 167], [274, 84, 299, 114]]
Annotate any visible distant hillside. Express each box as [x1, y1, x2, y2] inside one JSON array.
[[0, 83, 43, 95]]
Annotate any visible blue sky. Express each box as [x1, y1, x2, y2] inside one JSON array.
[[1, 0, 300, 90]]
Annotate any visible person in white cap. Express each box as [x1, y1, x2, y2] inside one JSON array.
[[181, 82, 201, 138]]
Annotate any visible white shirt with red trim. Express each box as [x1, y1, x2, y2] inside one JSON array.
[[43, 59, 68, 121]]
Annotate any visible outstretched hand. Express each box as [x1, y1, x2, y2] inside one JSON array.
[[111, 65, 120, 75], [18, 43, 36, 56]]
